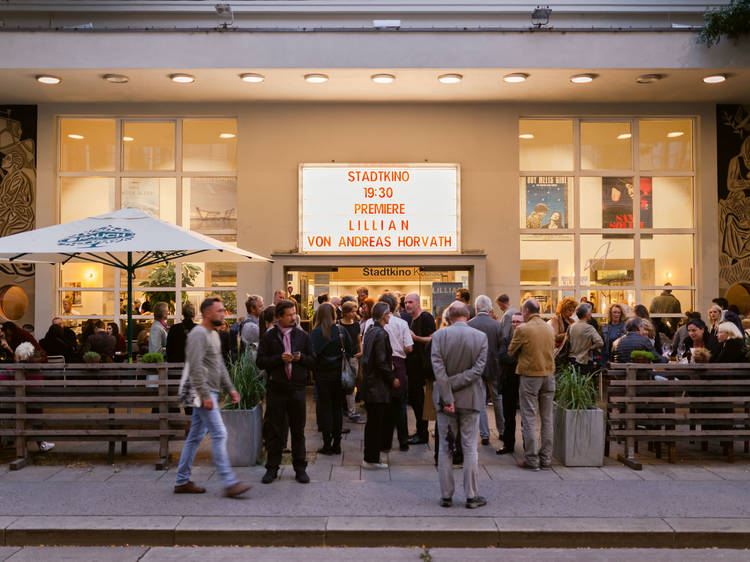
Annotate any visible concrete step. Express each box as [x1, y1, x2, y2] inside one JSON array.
[[1, 516, 750, 549]]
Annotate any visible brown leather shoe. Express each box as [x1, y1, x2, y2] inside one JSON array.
[[224, 482, 251, 498], [174, 481, 206, 494]]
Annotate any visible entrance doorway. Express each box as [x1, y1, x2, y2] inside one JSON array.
[[286, 266, 470, 321]]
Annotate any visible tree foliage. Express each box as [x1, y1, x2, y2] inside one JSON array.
[[698, 0, 750, 47]]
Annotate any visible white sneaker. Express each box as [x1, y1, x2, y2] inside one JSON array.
[[39, 441, 55, 453], [361, 460, 389, 470]]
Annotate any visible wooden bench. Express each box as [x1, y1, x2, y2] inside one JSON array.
[[0, 363, 190, 470], [603, 363, 750, 470]]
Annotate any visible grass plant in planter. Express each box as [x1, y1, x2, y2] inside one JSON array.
[[553, 364, 605, 466], [222, 348, 266, 466], [630, 350, 655, 364], [82, 351, 101, 364]]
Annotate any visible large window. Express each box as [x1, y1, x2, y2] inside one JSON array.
[[58, 118, 239, 325], [519, 118, 695, 318]]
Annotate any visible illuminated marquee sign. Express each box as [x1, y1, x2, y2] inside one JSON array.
[[300, 164, 460, 253]]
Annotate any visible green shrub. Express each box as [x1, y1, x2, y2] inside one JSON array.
[[630, 350, 655, 361], [82, 351, 101, 363], [141, 352, 165, 363], [698, 0, 750, 47], [223, 349, 266, 411], [555, 364, 598, 410]]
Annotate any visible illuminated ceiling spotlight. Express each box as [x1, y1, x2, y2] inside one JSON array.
[[667, 131, 684, 138], [702, 74, 726, 84], [438, 73, 463, 84], [617, 133, 632, 140], [239, 73, 265, 83], [371, 74, 395, 84], [67, 134, 84, 140], [519, 134, 535, 139], [503, 73, 529, 83], [102, 73, 130, 84], [531, 5, 551, 28], [635, 73, 664, 84], [169, 73, 196, 84], [36, 75, 62, 85], [304, 73, 329, 84], [122, 136, 134, 142], [219, 133, 236, 139], [570, 73, 597, 84]]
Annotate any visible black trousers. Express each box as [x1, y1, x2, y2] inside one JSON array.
[[407, 369, 428, 440], [364, 402, 388, 463], [315, 376, 344, 443], [383, 392, 409, 450], [265, 386, 307, 471], [502, 374, 520, 448]]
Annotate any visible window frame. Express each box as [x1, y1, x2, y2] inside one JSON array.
[[56, 116, 240, 324], [519, 116, 697, 317]]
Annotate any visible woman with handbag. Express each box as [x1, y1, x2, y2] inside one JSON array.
[[311, 303, 353, 455]]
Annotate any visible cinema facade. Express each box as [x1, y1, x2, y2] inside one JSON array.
[[0, 1, 748, 330]]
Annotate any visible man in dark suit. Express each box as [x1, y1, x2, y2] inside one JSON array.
[[468, 295, 504, 447], [432, 302, 488, 509], [257, 300, 314, 485]]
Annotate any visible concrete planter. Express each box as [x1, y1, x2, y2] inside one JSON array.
[[553, 403, 604, 467], [221, 403, 263, 467]]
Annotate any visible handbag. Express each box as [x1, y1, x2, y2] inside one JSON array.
[[337, 326, 357, 393], [178, 361, 201, 408]]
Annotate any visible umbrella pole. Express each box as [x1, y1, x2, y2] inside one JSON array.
[[127, 251, 133, 362]]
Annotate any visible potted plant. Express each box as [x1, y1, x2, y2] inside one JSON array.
[[553, 364, 605, 467], [82, 351, 101, 364], [221, 348, 266, 466], [630, 350, 655, 364]]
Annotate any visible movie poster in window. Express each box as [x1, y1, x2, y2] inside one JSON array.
[[524, 177, 568, 229], [602, 177, 652, 238]]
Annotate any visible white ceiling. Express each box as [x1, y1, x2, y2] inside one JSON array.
[[3, 68, 747, 103]]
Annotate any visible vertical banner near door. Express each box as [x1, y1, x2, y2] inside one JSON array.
[[524, 177, 568, 229], [432, 282, 463, 322], [717, 104, 750, 294], [0, 105, 36, 327]]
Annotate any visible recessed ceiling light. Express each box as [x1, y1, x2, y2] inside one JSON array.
[[122, 136, 134, 142], [67, 134, 84, 140], [169, 73, 195, 84], [371, 74, 395, 84], [519, 134, 535, 139], [570, 74, 597, 84], [240, 73, 265, 83], [702, 74, 726, 84], [304, 73, 329, 84], [36, 75, 62, 85], [667, 131, 684, 138], [617, 133, 632, 140], [219, 133, 236, 139], [438, 74, 463, 84], [636, 74, 664, 84], [102, 73, 129, 84], [503, 73, 529, 83]]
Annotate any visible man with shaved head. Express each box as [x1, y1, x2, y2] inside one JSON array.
[[404, 293, 436, 445]]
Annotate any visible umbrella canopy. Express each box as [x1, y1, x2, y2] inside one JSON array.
[[0, 208, 272, 359], [0, 207, 270, 267]]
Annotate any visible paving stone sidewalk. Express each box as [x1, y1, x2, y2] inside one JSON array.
[[1, 394, 750, 548]]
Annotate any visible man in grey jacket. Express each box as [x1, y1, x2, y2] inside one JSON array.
[[432, 302, 488, 509], [174, 297, 251, 498], [468, 295, 505, 446]]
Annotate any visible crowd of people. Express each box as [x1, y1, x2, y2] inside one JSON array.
[[4, 283, 750, 503]]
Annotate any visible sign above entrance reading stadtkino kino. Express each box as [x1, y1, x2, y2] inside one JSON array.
[[300, 164, 459, 254]]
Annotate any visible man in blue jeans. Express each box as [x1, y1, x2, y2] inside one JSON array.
[[174, 297, 251, 497]]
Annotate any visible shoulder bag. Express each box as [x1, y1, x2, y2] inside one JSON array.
[[337, 325, 357, 393]]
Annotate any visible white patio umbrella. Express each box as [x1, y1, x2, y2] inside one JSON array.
[[0, 208, 272, 359]]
